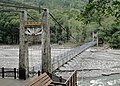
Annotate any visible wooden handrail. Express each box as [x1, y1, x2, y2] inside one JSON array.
[[65, 70, 76, 84], [25, 73, 53, 86], [65, 70, 77, 86], [52, 82, 66, 86]]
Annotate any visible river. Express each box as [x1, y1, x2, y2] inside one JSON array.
[[77, 47, 120, 86], [0, 45, 71, 69], [78, 74, 120, 86], [0, 45, 120, 86]]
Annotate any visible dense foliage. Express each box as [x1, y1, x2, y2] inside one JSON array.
[[79, 0, 120, 48], [0, 13, 19, 44], [0, 0, 89, 45]]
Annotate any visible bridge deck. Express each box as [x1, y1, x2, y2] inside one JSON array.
[[52, 41, 97, 72]]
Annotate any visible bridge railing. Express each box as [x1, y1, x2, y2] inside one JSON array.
[[52, 41, 97, 72], [0, 67, 40, 79], [65, 70, 77, 86], [52, 70, 77, 86], [0, 67, 18, 79]]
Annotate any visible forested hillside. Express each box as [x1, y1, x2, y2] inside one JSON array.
[[0, 0, 120, 48], [19, 0, 88, 9], [0, 0, 88, 45], [80, 0, 120, 48]]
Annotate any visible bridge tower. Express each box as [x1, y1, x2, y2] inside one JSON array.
[[92, 32, 98, 47], [19, 11, 29, 80], [41, 9, 51, 73], [19, 9, 51, 79]]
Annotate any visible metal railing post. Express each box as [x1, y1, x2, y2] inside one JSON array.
[[2, 67, 4, 78], [38, 70, 40, 76], [58, 56, 60, 68], [14, 68, 16, 79]]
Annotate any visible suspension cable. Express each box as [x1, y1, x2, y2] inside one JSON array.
[[49, 13, 77, 42], [27, 13, 38, 22], [0, 9, 38, 22]]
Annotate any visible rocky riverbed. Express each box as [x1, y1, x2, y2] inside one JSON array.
[[58, 47, 120, 86], [0, 45, 71, 69], [0, 45, 120, 86]]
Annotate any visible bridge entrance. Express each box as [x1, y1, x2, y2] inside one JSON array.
[[19, 9, 51, 79], [0, 2, 51, 79], [0, 0, 98, 85]]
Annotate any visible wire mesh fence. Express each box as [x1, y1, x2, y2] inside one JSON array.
[[51, 41, 97, 72]]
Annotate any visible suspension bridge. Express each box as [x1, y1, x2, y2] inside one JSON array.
[[51, 41, 97, 72], [0, 0, 98, 86]]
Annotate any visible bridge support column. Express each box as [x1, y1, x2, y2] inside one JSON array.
[[19, 11, 29, 80], [96, 33, 98, 47], [93, 32, 99, 47], [92, 32, 95, 41], [41, 9, 51, 73]]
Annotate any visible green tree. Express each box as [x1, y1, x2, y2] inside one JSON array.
[[79, 0, 120, 48]]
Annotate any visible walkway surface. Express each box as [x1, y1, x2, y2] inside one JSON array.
[[0, 45, 71, 86], [0, 78, 32, 86]]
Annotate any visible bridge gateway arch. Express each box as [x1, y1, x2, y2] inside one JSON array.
[[0, 0, 52, 79], [19, 9, 51, 79]]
